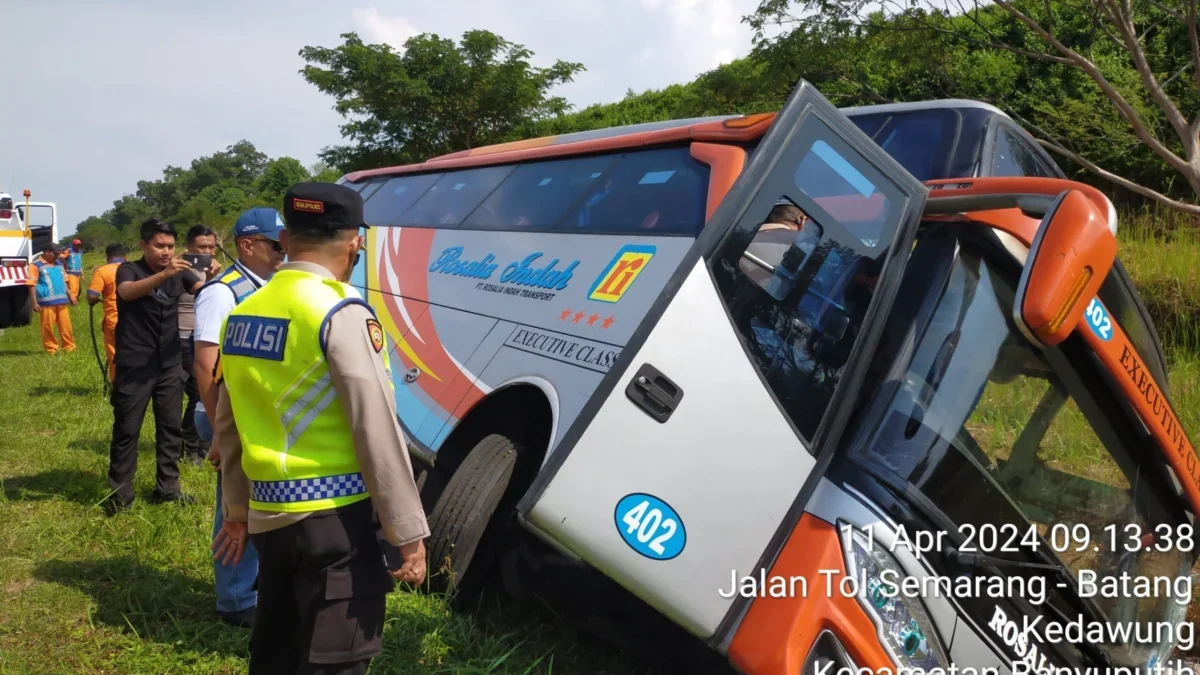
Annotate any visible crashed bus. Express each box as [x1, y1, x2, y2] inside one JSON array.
[[338, 81, 1197, 674]]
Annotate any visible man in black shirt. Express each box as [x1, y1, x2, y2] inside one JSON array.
[[103, 218, 215, 516]]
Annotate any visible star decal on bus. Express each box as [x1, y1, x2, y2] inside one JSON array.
[[558, 308, 615, 329]]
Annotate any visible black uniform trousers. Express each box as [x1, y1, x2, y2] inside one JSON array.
[[248, 497, 394, 674], [107, 362, 184, 504], [179, 336, 205, 458]]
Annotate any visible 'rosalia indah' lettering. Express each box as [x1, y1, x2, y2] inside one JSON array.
[[428, 246, 498, 279], [429, 246, 581, 292], [499, 252, 578, 291]]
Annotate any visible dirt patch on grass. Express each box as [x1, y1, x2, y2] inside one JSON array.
[[5, 578, 36, 596]]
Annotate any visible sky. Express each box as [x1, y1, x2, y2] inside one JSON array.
[[1, 0, 765, 236]]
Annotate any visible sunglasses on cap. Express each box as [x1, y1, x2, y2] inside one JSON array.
[[250, 237, 284, 252]]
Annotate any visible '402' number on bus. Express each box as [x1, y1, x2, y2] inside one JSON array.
[[1085, 297, 1112, 341], [616, 494, 686, 560]]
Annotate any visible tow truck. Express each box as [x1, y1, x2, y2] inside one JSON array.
[[0, 190, 57, 328]]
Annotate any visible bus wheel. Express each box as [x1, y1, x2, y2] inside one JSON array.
[[425, 433, 520, 594]]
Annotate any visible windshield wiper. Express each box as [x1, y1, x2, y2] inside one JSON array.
[[944, 547, 1069, 574], [945, 546, 1118, 671]]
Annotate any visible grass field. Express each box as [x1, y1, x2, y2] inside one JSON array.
[[1, 216, 1198, 674]]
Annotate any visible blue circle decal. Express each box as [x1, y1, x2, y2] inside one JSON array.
[[614, 493, 686, 560], [1084, 297, 1113, 341]]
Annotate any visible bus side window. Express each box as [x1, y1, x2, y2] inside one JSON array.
[[460, 153, 620, 231], [397, 165, 515, 228], [556, 146, 709, 235], [363, 174, 441, 227]]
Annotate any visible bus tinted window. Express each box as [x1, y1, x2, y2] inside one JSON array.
[[358, 178, 386, 203], [795, 139, 895, 248], [557, 146, 709, 235], [461, 154, 621, 231], [364, 173, 442, 226], [397, 165, 515, 228], [874, 112, 950, 182]]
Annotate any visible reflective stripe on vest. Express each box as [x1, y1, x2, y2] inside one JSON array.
[[34, 260, 69, 305], [66, 251, 83, 275], [205, 265, 259, 382], [218, 268, 390, 513], [199, 265, 257, 305]]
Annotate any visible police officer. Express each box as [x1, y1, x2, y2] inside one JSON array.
[[211, 182, 429, 674]]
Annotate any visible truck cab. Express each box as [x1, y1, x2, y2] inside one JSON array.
[[0, 192, 58, 328]]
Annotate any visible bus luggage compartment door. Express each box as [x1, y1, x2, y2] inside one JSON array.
[[520, 81, 929, 641]]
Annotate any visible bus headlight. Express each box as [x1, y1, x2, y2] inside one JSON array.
[[839, 523, 950, 671]]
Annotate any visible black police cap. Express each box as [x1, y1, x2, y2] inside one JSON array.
[[283, 182, 367, 232]]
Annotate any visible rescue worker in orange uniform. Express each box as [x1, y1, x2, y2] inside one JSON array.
[[27, 243, 76, 354], [88, 243, 127, 381], [62, 238, 85, 301]]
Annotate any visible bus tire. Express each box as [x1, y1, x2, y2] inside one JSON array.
[[425, 433, 520, 594]]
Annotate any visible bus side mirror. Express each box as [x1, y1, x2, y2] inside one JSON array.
[[1013, 189, 1118, 348]]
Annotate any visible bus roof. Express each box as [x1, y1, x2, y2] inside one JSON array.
[[342, 99, 1009, 183]]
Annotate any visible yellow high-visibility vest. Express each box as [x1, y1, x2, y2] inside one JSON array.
[[219, 267, 391, 512]]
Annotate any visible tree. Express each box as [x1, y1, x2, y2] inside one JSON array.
[[747, 0, 1200, 213], [309, 161, 343, 183], [299, 30, 586, 172], [72, 215, 120, 249], [257, 157, 312, 203]]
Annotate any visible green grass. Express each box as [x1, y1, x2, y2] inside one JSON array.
[[0, 258, 655, 673], [1115, 206, 1200, 356]]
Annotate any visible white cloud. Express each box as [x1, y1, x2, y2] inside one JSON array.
[[630, 0, 754, 80], [352, 7, 419, 50], [0, 0, 764, 234]]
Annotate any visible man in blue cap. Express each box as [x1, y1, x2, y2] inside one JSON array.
[[192, 206, 286, 627]]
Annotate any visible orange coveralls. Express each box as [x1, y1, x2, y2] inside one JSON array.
[[87, 262, 121, 381], [26, 260, 75, 354]]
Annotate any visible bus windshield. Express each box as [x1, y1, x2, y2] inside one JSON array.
[[847, 235, 1193, 668], [845, 109, 962, 182]]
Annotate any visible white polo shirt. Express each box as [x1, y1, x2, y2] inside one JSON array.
[[193, 262, 267, 412]]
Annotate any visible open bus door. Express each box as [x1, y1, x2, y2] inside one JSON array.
[[517, 81, 931, 642]]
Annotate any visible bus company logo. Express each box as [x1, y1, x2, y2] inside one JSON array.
[[588, 245, 655, 304]]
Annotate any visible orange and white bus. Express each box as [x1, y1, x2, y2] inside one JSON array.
[[340, 81, 1196, 674]]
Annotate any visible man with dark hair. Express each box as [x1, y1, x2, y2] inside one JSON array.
[[212, 184, 428, 673], [102, 218, 217, 516], [88, 243, 128, 381], [179, 224, 221, 464]]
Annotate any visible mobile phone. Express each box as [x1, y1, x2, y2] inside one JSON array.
[[182, 253, 210, 270], [379, 538, 403, 571]]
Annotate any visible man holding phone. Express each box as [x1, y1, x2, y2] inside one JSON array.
[[103, 218, 219, 516], [179, 225, 221, 465]]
